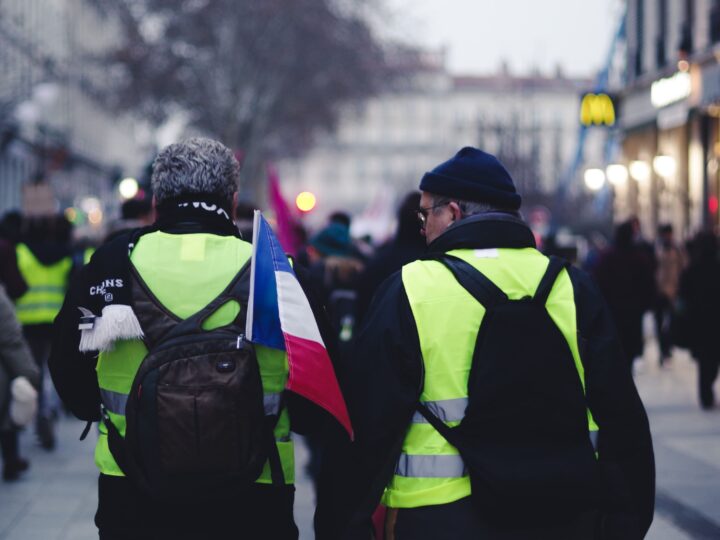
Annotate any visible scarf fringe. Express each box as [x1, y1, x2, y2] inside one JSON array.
[[79, 305, 144, 352]]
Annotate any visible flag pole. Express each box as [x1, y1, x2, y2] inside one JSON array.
[[245, 210, 261, 341]]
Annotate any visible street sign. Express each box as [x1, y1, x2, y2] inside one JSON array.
[[580, 93, 616, 127]]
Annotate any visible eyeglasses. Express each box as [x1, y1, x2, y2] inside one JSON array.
[[416, 201, 452, 229]]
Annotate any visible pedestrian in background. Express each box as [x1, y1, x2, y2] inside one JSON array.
[[654, 224, 684, 365], [0, 239, 27, 301], [593, 220, 656, 370], [104, 195, 155, 244], [677, 231, 720, 410], [15, 215, 74, 450], [0, 285, 39, 481], [305, 221, 364, 347], [355, 192, 426, 324], [316, 147, 654, 539]]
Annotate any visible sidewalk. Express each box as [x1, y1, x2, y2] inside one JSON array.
[[1, 332, 718, 539], [635, 324, 720, 539]]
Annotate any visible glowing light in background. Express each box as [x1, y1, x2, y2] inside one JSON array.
[[88, 208, 103, 225], [295, 191, 317, 212], [606, 164, 629, 186], [80, 197, 100, 213], [118, 177, 139, 199], [64, 207, 78, 223], [653, 155, 677, 178], [710, 196, 719, 215], [584, 168, 606, 191], [629, 161, 651, 182]]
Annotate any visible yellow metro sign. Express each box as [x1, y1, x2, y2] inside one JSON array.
[[580, 93, 616, 127]]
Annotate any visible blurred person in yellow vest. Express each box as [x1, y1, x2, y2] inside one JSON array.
[[316, 148, 655, 540], [15, 214, 74, 450]]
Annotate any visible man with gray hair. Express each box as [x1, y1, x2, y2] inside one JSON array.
[[317, 147, 654, 539], [50, 138, 306, 539]]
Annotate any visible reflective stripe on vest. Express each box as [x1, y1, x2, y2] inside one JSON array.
[[15, 244, 72, 325], [411, 398, 468, 424], [383, 248, 600, 509], [95, 232, 294, 483], [263, 392, 282, 416], [395, 454, 467, 478], [101, 389, 128, 415], [100, 388, 284, 425]]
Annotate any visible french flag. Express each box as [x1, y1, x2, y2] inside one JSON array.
[[246, 211, 353, 438]]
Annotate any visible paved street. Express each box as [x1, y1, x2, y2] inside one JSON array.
[[1, 327, 719, 539]]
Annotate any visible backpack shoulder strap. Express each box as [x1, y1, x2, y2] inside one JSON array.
[[533, 256, 569, 306], [434, 254, 508, 309]]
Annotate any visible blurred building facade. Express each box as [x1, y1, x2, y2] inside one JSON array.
[[277, 49, 606, 231], [0, 0, 150, 226], [617, 0, 720, 238]]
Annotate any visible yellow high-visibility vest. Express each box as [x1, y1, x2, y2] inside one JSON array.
[[15, 243, 72, 325], [382, 248, 598, 508], [94, 231, 294, 484]]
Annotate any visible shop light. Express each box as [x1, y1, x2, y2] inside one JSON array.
[[584, 169, 606, 191], [606, 164, 629, 186], [651, 72, 691, 108], [629, 161, 651, 182], [653, 155, 677, 178]]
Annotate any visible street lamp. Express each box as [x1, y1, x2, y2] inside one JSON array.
[[653, 155, 677, 178], [629, 160, 651, 182], [584, 168, 606, 191], [606, 164, 629, 186]]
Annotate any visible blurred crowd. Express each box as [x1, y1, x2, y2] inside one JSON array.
[[0, 191, 719, 486]]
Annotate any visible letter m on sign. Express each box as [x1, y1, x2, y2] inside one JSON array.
[[580, 93, 616, 127]]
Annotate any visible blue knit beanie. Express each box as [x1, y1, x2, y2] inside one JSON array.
[[310, 223, 352, 257], [419, 147, 521, 210]]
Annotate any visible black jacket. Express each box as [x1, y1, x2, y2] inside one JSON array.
[[315, 214, 655, 540]]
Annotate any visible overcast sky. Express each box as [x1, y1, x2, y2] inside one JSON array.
[[381, 0, 624, 78]]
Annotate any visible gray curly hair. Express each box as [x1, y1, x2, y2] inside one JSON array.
[[151, 137, 240, 207]]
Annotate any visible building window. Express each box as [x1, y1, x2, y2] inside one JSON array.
[[656, 0, 667, 68], [711, 0, 720, 44], [634, 0, 644, 77], [678, 0, 694, 57]]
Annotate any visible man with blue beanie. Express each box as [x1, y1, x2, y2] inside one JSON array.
[[316, 148, 655, 539]]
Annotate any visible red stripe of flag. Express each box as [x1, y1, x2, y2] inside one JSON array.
[[283, 332, 353, 439]]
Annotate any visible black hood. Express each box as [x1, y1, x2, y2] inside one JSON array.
[[427, 212, 536, 254], [24, 241, 73, 265]]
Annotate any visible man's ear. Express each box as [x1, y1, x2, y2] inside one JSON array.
[[449, 201, 462, 222]]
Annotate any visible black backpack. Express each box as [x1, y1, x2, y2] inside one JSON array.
[[416, 255, 599, 526], [103, 260, 285, 501]]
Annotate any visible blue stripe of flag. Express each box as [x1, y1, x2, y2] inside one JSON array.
[[250, 215, 287, 350]]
